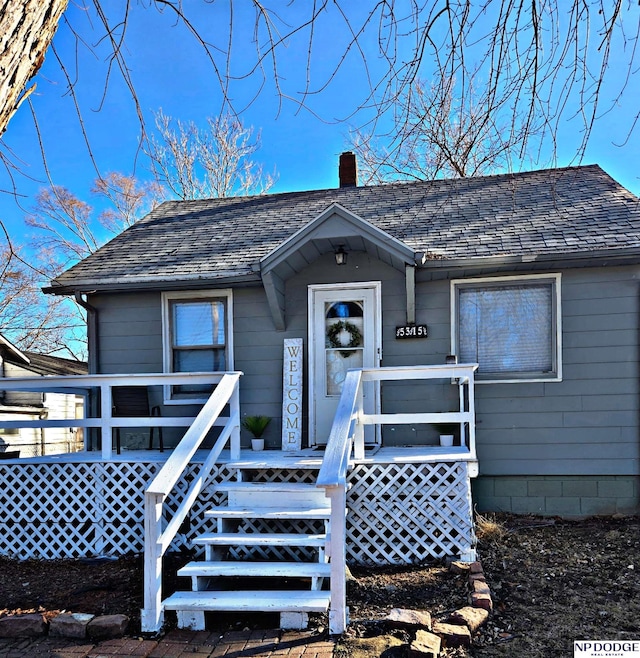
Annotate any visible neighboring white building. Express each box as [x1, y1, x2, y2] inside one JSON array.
[[0, 334, 87, 458]]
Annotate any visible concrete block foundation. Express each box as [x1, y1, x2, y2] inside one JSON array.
[[473, 475, 640, 517]]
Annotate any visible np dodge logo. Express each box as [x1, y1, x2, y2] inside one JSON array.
[[574, 641, 640, 657]]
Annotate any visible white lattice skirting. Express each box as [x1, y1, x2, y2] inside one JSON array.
[[347, 461, 476, 564], [0, 460, 475, 563], [0, 461, 234, 560]]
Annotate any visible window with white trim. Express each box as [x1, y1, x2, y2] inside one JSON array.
[[451, 274, 561, 382], [162, 290, 233, 401]]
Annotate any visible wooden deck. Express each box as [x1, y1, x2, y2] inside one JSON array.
[[0, 366, 479, 635], [2, 444, 475, 465]]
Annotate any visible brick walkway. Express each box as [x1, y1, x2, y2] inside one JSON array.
[[0, 629, 336, 658]]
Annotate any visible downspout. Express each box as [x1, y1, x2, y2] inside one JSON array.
[[75, 291, 99, 452], [406, 252, 427, 325], [74, 291, 99, 373], [405, 264, 416, 325]]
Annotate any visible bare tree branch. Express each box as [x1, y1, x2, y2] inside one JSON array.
[[147, 111, 277, 199], [349, 75, 533, 184], [7, 173, 161, 356], [92, 172, 163, 232], [3, 1, 638, 184], [0, 241, 85, 357]]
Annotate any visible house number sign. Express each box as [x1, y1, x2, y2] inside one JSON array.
[[395, 324, 428, 339], [282, 338, 303, 452]]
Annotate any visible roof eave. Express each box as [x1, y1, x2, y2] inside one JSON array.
[[44, 270, 262, 296], [0, 333, 30, 364], [419, 247, 640, 276], [44, 246, 640, 295]]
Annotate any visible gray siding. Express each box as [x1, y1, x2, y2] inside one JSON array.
[[234, 286, 289, 436], [90, 263, 640, 477], [380, 272, 458, 445], [471, 266, 640, 477], [93, 292, 163, 373]]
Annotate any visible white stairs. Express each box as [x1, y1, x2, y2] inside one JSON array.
[[161, 454, 334, 631]]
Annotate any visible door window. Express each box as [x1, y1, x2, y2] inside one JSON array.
[[324, 301, 364, 395]]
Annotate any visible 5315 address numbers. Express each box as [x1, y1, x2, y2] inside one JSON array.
[[395, 324, 428, 339]]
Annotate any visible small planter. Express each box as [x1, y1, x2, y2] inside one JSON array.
[[242, 415, 271, 452], [439, 434, 454, 447]]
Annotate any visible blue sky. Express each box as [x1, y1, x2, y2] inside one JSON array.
[[1, 2, 638, 256]]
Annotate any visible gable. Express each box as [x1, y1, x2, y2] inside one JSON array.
[[260, 203, 418, 330], [261, 203, 416, 274]]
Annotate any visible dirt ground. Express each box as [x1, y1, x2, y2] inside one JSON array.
[[0, 515, 638, 657], [472, 514, 640, 657], [344, 514, 640, 657]]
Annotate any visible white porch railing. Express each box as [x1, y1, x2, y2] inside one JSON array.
[[317, 363, 478, 635], [0, 372, 229, 459], [140, 372, 241, 633]]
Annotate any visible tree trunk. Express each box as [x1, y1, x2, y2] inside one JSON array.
[[0, 0, 69, 137]]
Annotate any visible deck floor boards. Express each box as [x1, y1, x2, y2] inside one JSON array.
[[9, 445, 473, 465]]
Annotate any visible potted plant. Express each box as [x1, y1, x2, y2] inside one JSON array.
[[242, 415, 271, 451], [434, 423, 457, 447]]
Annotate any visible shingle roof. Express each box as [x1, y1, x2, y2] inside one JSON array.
[[20, 352, 88, 376], [47, 165, 640, 293]]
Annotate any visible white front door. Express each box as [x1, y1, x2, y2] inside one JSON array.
[[308, 282, 381, 446]]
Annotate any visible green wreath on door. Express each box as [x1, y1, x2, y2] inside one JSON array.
[[327, 320, 363, 357]]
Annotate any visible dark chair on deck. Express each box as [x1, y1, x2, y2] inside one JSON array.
[[112, 386, 164, 454]]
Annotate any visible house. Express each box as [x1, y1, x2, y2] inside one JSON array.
[[45, 155, 640, 517], [0, 333, 87, 457], [1, 156, 639, 633]]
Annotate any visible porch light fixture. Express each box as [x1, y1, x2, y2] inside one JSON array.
[[335, 245, 348, 266]]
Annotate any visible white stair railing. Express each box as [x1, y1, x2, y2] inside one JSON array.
[[316, 363, 478, 635], [141, 372, 242, 633], [358, 363, 479, 460], [316, 368, 363, 635]]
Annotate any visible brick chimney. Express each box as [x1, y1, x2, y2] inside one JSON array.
[[339, 151, 357, 187]]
